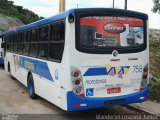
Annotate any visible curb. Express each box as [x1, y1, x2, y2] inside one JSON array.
[[124, 105, 160, 119]]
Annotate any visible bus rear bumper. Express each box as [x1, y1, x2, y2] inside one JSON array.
[[67, 86, 148, 111]]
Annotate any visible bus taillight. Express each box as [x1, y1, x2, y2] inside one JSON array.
[[74, 79, 81, 85], [140, 64, 148, 91], [71, 68, 85, 97], [72, 71, 81, 78]]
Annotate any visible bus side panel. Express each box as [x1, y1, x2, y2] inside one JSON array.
[[59, 19, 73, 111], [33, 73, 62, 108], [5, 53, 63, 108], [34, 61, 62, 108], [19, 56, 62, 108]]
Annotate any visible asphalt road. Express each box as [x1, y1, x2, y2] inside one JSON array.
[[0, 65, 157, 120]]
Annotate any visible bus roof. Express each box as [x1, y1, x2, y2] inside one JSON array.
[[3, 9, 75, 35], [2, 8, 148, 36]]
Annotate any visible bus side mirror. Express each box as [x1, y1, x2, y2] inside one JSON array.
[[68, 14, 74, 23]]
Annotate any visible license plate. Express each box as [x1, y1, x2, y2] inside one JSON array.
[[107, 87, 121, 94]]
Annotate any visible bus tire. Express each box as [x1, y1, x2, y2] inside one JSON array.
[[8, 62, 14, 79], [8, 62, 10, 73], [27, 74, 37, 99]]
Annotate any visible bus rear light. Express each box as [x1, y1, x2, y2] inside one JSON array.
[[140, 64, 149, 91], [143, 75, 148, 79], [74, 103, 87, 107], [142, 79, 148, 86], [140, 88, 144, 91], [79, 94, 85, 97], [143, 67, 148, 72], [74, 104, 80, 107], [74, 86, 83, 94], [71, 67, 84, 97], [74, 79, 81, 85], [72, 71, 80, 78]]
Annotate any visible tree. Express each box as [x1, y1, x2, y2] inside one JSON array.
[[0, 0, 44, 24], [152, 0, 160, 14]]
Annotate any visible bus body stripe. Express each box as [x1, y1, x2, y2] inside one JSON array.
[[83, 66, 130, 76], [83, 67, 107, 76], [19, 57, 54, 81]]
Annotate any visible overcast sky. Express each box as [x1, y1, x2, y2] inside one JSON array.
[[12, 0, 160, 29]]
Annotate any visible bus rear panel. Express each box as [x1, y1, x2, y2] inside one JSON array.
[[67, 8, 149, 111]]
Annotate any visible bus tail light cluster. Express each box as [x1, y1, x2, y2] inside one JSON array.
[[71, 69, 85, 97], [140, 64, 149, 91]]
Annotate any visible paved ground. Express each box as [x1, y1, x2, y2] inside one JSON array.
[[0, 65, 158, 120]]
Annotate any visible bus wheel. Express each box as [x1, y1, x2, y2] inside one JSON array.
[[8, 62, 14, 79], [28, 74, 36, 99], [8, 62, 10, 73]]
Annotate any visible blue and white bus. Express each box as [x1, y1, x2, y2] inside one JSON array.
[[2, 8, 149, 111], [0, 34, 4, 64]]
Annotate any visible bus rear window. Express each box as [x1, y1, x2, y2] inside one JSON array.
[[80, 16, 145, 48]]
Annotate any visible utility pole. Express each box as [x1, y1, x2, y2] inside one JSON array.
[[125, 0, 127, 10], [59, 0, 65, 12], [76, 0, 79, 8], [113, 0, 115, 8]]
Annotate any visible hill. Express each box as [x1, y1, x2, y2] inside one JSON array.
[[0, 14, 24, 34], [0, 0, 44, 25]]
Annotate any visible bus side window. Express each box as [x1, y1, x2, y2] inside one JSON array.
[[38, 25, 49, 59], [10, 35, 14, 52], [29, 29, 38, 57], [7, 35, 10, 52], [17, 32, 23, 54], [13, 34, 17, 53], [49, 22, 65, 62], [23, 31, 30, 55]]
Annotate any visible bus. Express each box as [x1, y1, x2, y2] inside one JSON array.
[[2, 8, 149, 111], [0, 34, 4, 64]]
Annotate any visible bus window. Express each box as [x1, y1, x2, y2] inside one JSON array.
[[49, 22, 65, 62], [29, 43, 38, 57], [17, 33, 23, 53], [23, 43, 29, 55], [78, 16, 146, 54], [29, 29, 38, 57], [23, 31, 30, 55], [38, 26, 49, 59], [39, 26, 49, 41], [31, 29, 37, 42], [50, 43, 64, 61], [38, 43, 48, 58]]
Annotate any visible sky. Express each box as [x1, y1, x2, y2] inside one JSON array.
[[11, 0, 160, 29]]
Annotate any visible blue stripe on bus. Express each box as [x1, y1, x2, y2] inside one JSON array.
[[83, 67, 108, 76], [19, 57, 54, 81], [0, 58, 4, 64], [83, 66, 130, 76]]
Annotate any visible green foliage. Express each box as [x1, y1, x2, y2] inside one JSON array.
[[0, 0, 44, 24], [149, 34, 160, 102], [152, 0, 160, 14], [149, 79, 160, 102]]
